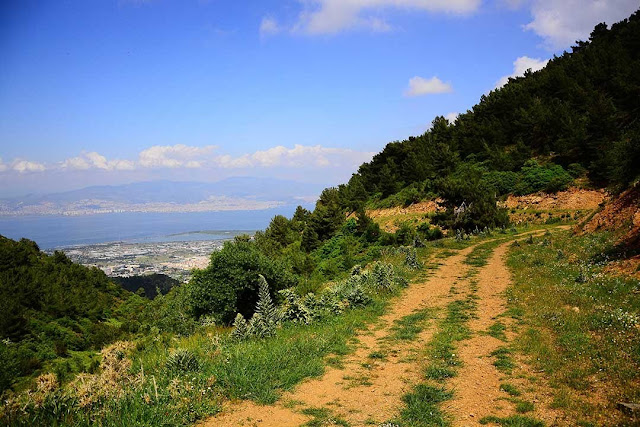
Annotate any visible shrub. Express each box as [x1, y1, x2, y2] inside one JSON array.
[[166, 348, 200, 373], [398, 246, 421, 269], [188, 239, 297, 324], [278, 289, 313, 324], [515, 160, 573, 195], [395, 222, 416, 246], [231, 314, 249, 340]]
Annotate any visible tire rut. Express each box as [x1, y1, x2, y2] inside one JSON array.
[[202, 246, 476, 426]]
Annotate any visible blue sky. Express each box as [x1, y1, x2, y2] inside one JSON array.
[[0, 0, 637, 196]]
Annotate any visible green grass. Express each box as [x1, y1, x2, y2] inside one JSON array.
[[499, 383, 521, 397], [465, 241, 501, 267], [506, 230, 640, 422], [487, 321, 508, 341], [479, 415, 544, 427], [394, 384, 453, 426], [515, 401, 534, 413], [302, 407, 350, 427], [390, 308, 434, 341], [1, 300, 387, 426], [491, 347, 515, 374]]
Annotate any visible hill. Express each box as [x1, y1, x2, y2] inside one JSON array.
[[330, 10, 639, 229], [0, 236, 146, 393]]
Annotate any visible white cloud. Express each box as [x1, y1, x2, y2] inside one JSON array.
[[495, 56, 549, 88], [289, 0, 480, 35], [214, 144, 375, 169], [523, 0, 638, 50], [62, 152, 135, 171], [445, 112, 459, 123], [405, 76, 453, 97], [11, 159, 46, 173], [260, 17, 282, 37], [3, 144, 375, 178], [138, 144, 217, 169]]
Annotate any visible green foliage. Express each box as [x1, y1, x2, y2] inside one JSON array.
[[166, 348, 199, 373], [188, 238, 297, 324], [515, 160, 573, 194], [480, 415, 544, 427], [417, 222, 444, 241], [433, 164, 511, 231], [0, 235, 143, 393], [112, 273, 179, 299]]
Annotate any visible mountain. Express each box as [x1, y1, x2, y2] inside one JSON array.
[[0, 177, 325, 216]]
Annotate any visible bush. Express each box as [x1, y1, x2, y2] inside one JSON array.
[[188, 239, 297, 324], [417, 223, 444, 241], [395, 222, 416, 246], [166, 348, 200, 373], [515, 160, 573, 195], [278, 289, 313, 325]]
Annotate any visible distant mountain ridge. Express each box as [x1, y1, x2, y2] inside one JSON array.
[[0, 177, 325, 216]]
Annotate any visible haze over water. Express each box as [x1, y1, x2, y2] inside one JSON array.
[[0, 206, 308, 249]]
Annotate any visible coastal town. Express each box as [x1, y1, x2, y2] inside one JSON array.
[[53, 239, 231, 281]]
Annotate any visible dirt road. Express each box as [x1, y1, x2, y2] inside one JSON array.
[[203, 231, 562, 426]]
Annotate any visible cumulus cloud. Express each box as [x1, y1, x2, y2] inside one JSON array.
[[11, 159, 46, 173], [523, 0, 638, 50], [260, 17, 282, 37], [3, 144, 375, 178], [62, 152, 135, 171], [405, 76, 453, 97], [138, 144, 217, 168], [214, 144, 375, 169], [495, 56, 549, 89], [287, 0, 480, 35]]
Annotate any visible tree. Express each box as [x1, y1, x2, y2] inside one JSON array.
[[187, 239, 296, 323]]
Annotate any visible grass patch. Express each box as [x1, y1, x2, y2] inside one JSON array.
[[499, 383, 521, 397], [480, 415, 544, 427], [393, 384, 452, 426], [506, 229, 640, 421], [515, 401, 534, 413], [465, 241, 500, 267], [491, 347, 515, 374], [368, 350, 387, 360], [390, 308, 434, 341], [302, 407, 350, 427], [211, 301, 385, 404], [487, 321, 508, 341], [425, 365, 456, 381]]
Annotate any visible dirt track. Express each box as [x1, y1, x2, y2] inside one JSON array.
[[202, 231, 564, 426]]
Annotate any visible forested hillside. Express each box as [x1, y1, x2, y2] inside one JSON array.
[[334, 10, 639, 218], [0, 236, 146, 393], [238, 11, 640, 293]]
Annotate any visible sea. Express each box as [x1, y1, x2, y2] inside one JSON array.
[[0, 205, 310, 249]]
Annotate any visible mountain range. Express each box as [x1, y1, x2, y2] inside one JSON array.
[[0, 177, 325, 216]]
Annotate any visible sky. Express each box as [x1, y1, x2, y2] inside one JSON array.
[[0, 0, 637, 197]]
